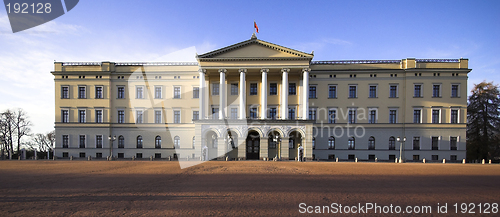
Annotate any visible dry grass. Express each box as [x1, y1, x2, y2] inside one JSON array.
[[0, 161, 499, 216]]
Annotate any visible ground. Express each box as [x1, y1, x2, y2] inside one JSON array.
[[0, 161, 499, 216]]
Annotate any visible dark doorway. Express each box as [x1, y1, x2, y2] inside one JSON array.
[[246, 131, 260, 159]]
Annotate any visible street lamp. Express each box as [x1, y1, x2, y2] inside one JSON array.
[[273, 134, 281, 159], [397, 136, 406, 163], [108, 135, 116, 160]]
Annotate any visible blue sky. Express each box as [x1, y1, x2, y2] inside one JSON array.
[[0, 0, 499, 134]]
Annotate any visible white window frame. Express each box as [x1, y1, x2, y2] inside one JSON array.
[[117, 109, 125, 123], [211, 106, 220, 120], [117, 86, 125, 99], [388, 108, 398, 124], [389, 84, 399, 98], [154, 109, 162, 124], [173, 86, 181, 99], [414, 83, 423, 98], [347, 108, 357, 123], [451, 83, 461, 98], [212, 83, 220, 95], [79, 134, 86, 148], [269, 82, 278, 96], [95, 86, 103, 99], [62, 135, 69, 148], [328, 108, 337, 123], [368, 108, 378, 123], [431, 108, 442, 123], [231, 83, 239, 95], [348, 84, 358, 98], [61, 109, 69, 123], [413, 108, 423, 123], [78, 85, 86, 99], [136, 86, 144, 99], [432, 83, 442, 98], [328, 84, 337, 99], [95, 109, 103, 123], [192, 110, 199, 121], [288, 106, 296, 120], [61, 85, 69, 99], [431, 136, 441, 150], [309, 108, 317, 121], [135, 109, 144, 124], [78, 109, 86, 123], [173, 109, 181, 123], [193, 86, 200, 99], [154, 86, 163, 99], [230, 107, 238, 119], [309, 85, 317, 99], [95, 135, 103, 148], [450, 108, 460, 124], [368, 84, 378, 98]]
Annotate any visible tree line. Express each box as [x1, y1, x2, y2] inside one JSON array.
[[0, 108, 54, 159]]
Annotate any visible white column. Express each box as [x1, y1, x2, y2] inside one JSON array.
[[219, 68, 227, 119], [281, 68, 290, 119], [260, 68, 269, 119], [239, 68, 246, 119], [302, 68, 310, 120], [199, 69, 206, 119]]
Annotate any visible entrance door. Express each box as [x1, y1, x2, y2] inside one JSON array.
[[246, 132, 260, 159]]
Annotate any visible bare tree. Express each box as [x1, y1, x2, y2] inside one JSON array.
[[1, 110, 15, 159], [13, 109, 31, 156]]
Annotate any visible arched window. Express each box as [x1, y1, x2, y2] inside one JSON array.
[[368, 136, 375, 150], [174, 136, 180, 148], [136, 135, 143, 148], [348, 137, 355, 150], [155, 136, 161, 149], [389, 136, 396, 150], [118, 135, 124, 148], [312, 138, 316, 149], [328, 137, 335, 149], [192, 136, 195, 149], [289, 138, 294, 149]]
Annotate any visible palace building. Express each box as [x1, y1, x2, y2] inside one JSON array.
[[52, 34, 470, 162]]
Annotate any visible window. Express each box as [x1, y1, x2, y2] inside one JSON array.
[[348, 155, 355, 160], [155, 86, 162, 99], [450, 137, 457, 150], [288, 107, 295, 120], [193, 111, 199, 121], [155, 136, 161, 149], [413, 155, 420, 161], [192, 137, 196, 149], [95, 86, 103, 99], [451, 84, 459, 97], [450, 155, 457, 161], [348, 109, 356, 124], [63, 152, 69, 158], [212, 108, 219, 120], [270, 83, 277, 95], [432, 109, 440, 123], [78, 86, 86, 99], [136, 153, 142, 159], [136, 86, 144, 99], [79, 135, 85, 148], [390, 85, 398, 98], [451, 109, 458, 123], [328, 137, 335, 149], [413, 109, 421, 123], [369, 109, 377, 123], [231, 83, 238, 95], [433, 84, 441, 97], [174, 136, 180, 148], [268, 108, 277, 120], [389, 155, 396, 161], [249, 107, 257, 119], [250, 83, 257, 95], [312, 138, 316, 149], [118, 136, 124, 148], [117, 86, 125, 99], [174, 86, 181, 99], [96, 135, 102, 148], [136, 136, 143, 148], [136, 110, 143, 123], [328, 85, 337, 98], [369, 85, 377, 98], [389, 109, 397, 124], [414, 84, 422, 97], [78, 110, 86, 123], [61, 86, 69, 99], [155, 153, 161, 159], [413, 137, 420, 150], [432, 137, 439, 150], [289, 138, 294, 149], [289, 83, 296, 95], [95, 110, 102, 123], [349, 85, 357, 98], [309, 86, 317, 98], [61, 110, 69, 123], [212, 83, 219, 95], [368, 137, 375, 150], [193, 87, 199, 98], [174, 110, 181, 123], [117, 110, 125, 123], [62, 135, 69, 148], [389, 137, 395, 150], [118, 153, 125, 158], [155, 110, 162, 123], [432, 155, 438, 161], [348, 137, 355, 150], [231, 108, 238, 119], [328, 109, 336, 123], [80, 152, 86, 158], [309, 108, 316, 121]]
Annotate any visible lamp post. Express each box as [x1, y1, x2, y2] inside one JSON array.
[[273, 134, 281, 160], [108, 135, 116, 160], [397, 136, 406, 163]]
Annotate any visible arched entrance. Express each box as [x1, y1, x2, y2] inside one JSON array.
[[246, 131, 260, 160], [226, 130, 238, 160], [268, 131, 281, 159], [204, 130, 218, 161], [289, 130, 303, 160]]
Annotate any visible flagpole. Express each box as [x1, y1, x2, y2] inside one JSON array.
[[253, 20, 255, 34]]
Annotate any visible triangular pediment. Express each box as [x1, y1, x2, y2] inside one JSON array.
[[197, 35, 313, 60]]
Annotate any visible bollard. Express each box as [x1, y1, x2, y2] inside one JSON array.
[[70, 156, 73, 161], [355, 158, 358, 163], [225, 156, 228, 161], [150, 156, 153, 161], [489, 160, 492, 164], [442, 159, 446, 164], [482, 159, 485, 164], [462, 159, 465, 164], [168, 156, 171, 161], [423, 158, 426, 164], [88, 156, 91, 161], [395, 158, 398, 163], [336, 157, 339, 162], [132, 156, 135, 161], [375, 157, 378, 163]]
